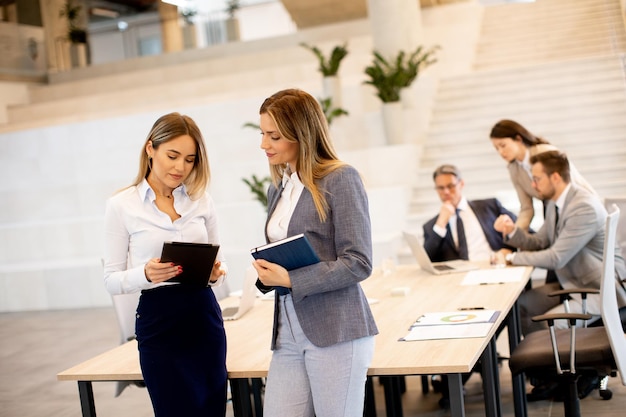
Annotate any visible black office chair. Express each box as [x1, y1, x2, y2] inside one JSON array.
[[508, 205, 626, 417]]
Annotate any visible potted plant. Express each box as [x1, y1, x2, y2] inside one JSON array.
[[300, 42, 348, 107], [300, 42, 348, 77], [225, 0, 241, 41], [363, 45, 439, 144], [363, 45, 439, 104], [59, 0, 87, 44], [319, 97, 349, 126], [181, 7, 197, 49], [59, 0, 89, 68], [242, 174, 271, 211]]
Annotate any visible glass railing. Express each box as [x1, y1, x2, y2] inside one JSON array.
[[0, 21, 47, 80], [0, 0, 296, 78]]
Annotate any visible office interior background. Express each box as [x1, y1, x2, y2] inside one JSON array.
[[0, 0, 625, 315]]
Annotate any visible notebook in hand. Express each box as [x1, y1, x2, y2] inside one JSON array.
[[251, 233, 320, 270], [160, 242, 220, 286], [402, 231, 478, 275], [221, 266, 258, 321]]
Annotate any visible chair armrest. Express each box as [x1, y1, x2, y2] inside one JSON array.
[[531, 312, 592, 325], [530, 313, 592, 375], [548, 288, 599, 298], [547, 288, 599, 315]]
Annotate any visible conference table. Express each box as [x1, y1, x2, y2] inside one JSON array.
[[58, 264, 532, 417]]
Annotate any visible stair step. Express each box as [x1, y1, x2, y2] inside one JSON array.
[[407, 0, 626, 225], [479, 24, 626, 48], [475, 0, 626, 70], [442, 55, 625, 91]]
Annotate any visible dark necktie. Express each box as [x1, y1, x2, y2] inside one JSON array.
[[554, 205, 560, 239], [456, 209, 469, 260]]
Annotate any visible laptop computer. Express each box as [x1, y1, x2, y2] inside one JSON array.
[[402, 231, 479, 275], [221, 266, 258, 321]]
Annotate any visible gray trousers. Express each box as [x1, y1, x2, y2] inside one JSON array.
[[263, 294, 375, 417]]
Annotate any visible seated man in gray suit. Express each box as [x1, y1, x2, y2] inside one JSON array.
[[423, 164, 518, 263], [494, 150, 626, 334]]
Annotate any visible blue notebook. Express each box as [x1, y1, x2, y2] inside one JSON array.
[[250, 233, 320, 270]]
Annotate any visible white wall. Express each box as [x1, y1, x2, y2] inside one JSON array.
[[0, 3, 484, 312]]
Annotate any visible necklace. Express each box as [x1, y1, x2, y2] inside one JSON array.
[[146, 177, 173, 199], [154, 190, 173, 199]]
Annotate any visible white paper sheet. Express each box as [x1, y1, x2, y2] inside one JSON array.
[[461, 267, 527, 285], [412, 310, 499, 326], [400, 322, 494, 341]]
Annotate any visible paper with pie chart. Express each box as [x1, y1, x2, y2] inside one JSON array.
[[399, 309, 500, 341], [412, 309, 499, 326]]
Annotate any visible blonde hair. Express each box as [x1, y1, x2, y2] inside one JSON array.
[[260, 89, 345, 222], [131, 112, 210, 199]]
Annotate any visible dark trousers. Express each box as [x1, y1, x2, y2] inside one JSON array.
[[136, 285, 227, 417], [518, 282, 562, 335]]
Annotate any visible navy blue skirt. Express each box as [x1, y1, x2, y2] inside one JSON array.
[[136, 284, 227, 417]]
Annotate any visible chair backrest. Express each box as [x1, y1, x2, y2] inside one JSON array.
[[601, 204, 626, 386], [111, 292, 141, 344], [604, 198, 626, 251]]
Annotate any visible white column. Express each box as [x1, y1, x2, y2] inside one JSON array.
[[39, 0, 69, 73], [158, 2, 183, 53], [366, 0, 423, 59]]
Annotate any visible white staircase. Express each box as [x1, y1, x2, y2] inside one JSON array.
[[475, 0, 626, 71], [408, 0, 626, 233]]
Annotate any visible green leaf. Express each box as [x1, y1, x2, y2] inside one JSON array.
[[242, 122, 260, 130], [242, 174, 271, 210], [301, 42, 349, 76], [318, 97, 349, 125], [363, 45, 440, 103]]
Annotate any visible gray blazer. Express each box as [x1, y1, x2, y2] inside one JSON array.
[[507, 185, 626, 313], [258, 165, 379, 349], [508, 143, 596, 230]]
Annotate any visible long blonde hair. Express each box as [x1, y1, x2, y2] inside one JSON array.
[[260, 89, 345, 222], [131, 112, 210, 199]]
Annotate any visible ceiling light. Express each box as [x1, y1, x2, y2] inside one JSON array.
[[91, 7, 120, 19]]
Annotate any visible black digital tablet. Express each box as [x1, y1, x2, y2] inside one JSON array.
[[160, 242, 220, 287]]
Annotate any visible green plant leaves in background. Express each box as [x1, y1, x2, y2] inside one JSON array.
[[363, 45, 440, 103], [300, 42, 349, 77]]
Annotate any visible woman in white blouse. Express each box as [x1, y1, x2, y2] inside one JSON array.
[[103, 113, 228, 417]]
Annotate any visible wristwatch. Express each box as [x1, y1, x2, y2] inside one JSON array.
[[505, 252, 515, 265]]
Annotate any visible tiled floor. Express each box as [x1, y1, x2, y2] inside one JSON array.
[[0, 307, 624, 417]]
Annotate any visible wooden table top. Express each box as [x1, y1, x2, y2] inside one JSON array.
[[58, 264, 531, 381]]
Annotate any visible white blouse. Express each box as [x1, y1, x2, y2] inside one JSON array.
[[266, 169, 304, 243], [103, 179, 226, 295]]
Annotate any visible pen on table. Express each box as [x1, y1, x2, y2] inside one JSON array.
[[458, 307, 485, 311], [480, 282, 505, 285]]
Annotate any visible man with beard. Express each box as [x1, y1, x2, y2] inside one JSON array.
[[494, 150, 626, 335], [494, 150, 626, 401]]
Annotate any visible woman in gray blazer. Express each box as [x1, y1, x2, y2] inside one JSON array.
[[252, 89, 378, 417], [489, 119, 595, 231]]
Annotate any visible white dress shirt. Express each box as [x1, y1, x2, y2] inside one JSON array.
[[432, 197, 492, 261], [103, 178, 226, 295]]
